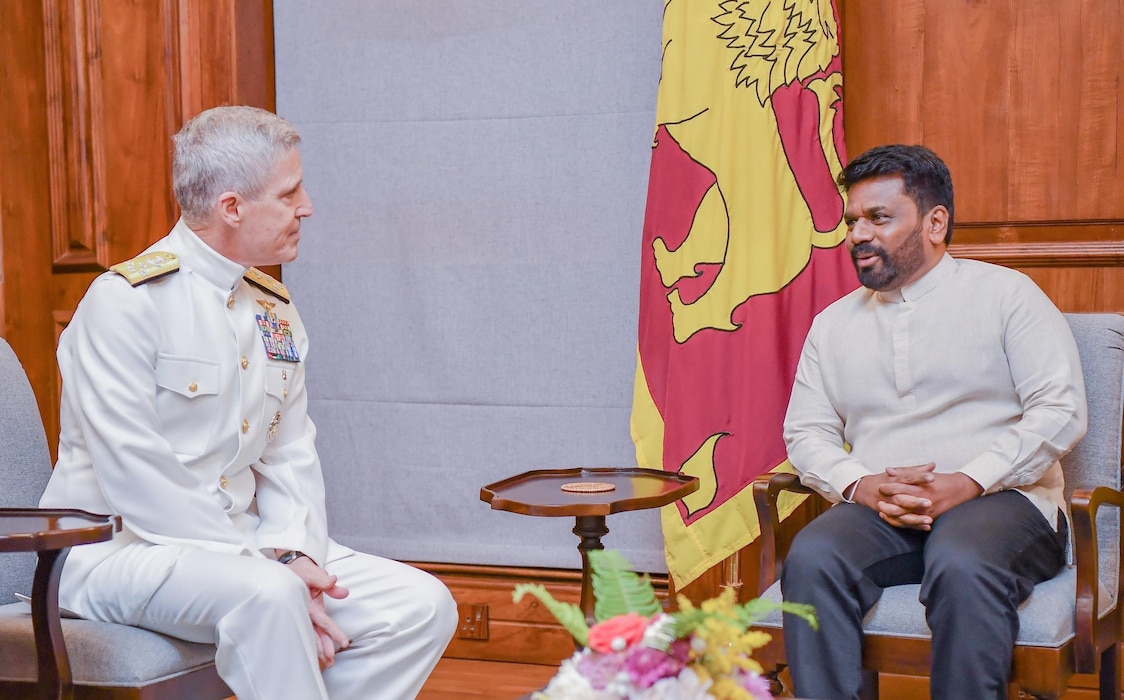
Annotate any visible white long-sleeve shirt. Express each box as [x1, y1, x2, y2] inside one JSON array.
[[783, 253, 1087, 528]]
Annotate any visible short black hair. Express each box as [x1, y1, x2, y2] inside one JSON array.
[[837, 144, 955, 244]]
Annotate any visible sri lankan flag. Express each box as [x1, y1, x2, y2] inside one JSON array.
[[631, 0, 858, 590]]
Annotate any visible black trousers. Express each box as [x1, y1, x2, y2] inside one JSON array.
[[780, 491, 1067, 700]]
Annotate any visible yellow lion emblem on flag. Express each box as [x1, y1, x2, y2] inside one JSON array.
[[656, 0, 847, 343]]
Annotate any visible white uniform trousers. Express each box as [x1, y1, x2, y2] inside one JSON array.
[[74, 543, 458, 700]]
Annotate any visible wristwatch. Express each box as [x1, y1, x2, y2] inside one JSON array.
[[277, 550, 309, 565]]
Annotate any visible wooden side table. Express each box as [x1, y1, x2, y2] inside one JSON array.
[[0, 508, 120, 700], [481, 467, 698, 625]]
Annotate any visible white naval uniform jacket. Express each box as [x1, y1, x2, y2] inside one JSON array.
[[40, 219, 340, 610]]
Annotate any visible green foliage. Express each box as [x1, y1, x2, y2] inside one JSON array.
[[588, 549, 663, 622], [513, 549, 818, 652], [513, 583, 589, 647], [671, 595, 818, 639], [743, 598, 818, 630]]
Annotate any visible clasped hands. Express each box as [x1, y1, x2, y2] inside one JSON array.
[[849, 463, 983, 530], [281, 554, 351, 669]]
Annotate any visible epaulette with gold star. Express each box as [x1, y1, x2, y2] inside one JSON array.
[[243, 267, 291, 304], [109, 252, 180, 286]]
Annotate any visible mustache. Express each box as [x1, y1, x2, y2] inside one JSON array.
[[850, 242, 887, 259]]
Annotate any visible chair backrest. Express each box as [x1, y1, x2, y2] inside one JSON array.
[[0, 338, 53, 603], [1061, 313, 1124, 592]]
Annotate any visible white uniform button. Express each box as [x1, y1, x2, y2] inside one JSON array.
[[227, 294, 235, 308], [188, 382, 198, 393], [241, 355, 249, 369], [219, 475, 228, 489], [241, 420, 249, 434]]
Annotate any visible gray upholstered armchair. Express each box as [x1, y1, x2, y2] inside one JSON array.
[[750, 312, 1124, 699], [0, 338, 231, 699]]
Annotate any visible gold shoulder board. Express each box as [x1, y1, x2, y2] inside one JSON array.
[[109, 252, 180, 286], [243, 267, 291, 304]]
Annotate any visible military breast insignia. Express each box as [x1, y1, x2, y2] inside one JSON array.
[[267, 411, 282, 441], [255, 299, 301, 362], [243, 267, 291, 303], [109, 252, 180, 286]]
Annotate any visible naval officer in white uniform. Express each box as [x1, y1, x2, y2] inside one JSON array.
[[39, 105, 457, 700]]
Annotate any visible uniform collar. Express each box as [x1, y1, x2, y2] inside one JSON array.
[[169, 219, 248, 294], [876, 253, 957, 304]]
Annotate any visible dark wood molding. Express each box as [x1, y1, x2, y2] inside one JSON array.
[[412, 561, 669, 666], [417, 561, 587, 584], [949, 220, 1124, 267], [43, 0, 108, 272], [957, 219, 1124, 236], [161, 0, 185, 140], [949, 241, 1124, 267]]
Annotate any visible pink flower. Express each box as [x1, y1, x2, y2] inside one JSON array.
[[737, 669, 774, 700], [587, 612, 651, 654], [623, 645, 686, 688], [576, 651, 625, 690]]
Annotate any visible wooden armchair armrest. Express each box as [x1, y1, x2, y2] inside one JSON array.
[[0, 509, 119, 698], [752, 472, 823, 594], [1069, 485, 1124, 673]]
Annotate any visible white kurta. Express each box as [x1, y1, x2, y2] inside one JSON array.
[[783, 253, 1087, 529], [40, 220, 456, 699]]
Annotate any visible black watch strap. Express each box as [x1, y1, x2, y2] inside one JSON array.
[[277, 550, 308, 565]]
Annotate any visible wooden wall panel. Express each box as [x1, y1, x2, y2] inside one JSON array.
[[921, 0, 1013, 220], [0, 0, 276, 459], [174, 0, 276, 118], [839, 0, 1124, 310], [43, 0, 108, 270], [96, 0, 180, 267], [842, 0, 1124, 225], [1020, 267, 1124, 313], [0, 0, 60, 451]]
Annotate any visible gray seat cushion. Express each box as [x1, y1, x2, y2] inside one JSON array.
[[755, 566, 1115, 648], [0, 336, 220, 690], [752, 315, 1124, 656], [0, 603, 217, 686]]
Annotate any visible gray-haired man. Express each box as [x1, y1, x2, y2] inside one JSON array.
[[41, 105, 457, 699]]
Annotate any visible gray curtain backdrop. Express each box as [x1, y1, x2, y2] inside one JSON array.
[[274, 2, 668, 572]]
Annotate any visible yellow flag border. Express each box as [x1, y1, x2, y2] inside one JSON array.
[[632, 350, 806, 590]]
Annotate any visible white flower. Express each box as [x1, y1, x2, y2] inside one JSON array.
[[533, 653, 616, 700], [640, 614, 677, 650], [606, 670, 633, 696], [629, 667, 714, 700]]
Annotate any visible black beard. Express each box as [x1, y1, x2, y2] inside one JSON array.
[[850, 223, 927, 291], [851, 244, 895, 290]]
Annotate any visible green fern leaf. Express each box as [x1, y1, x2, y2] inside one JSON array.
[[588, 549, 662, 621], [670, 596, 818, 638], [739, 598, 818, 631], [513, 583, 589, 646]]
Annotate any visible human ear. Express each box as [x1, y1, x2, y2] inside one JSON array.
[[927, 205, 950, 244], [215, 191, 243, 226]]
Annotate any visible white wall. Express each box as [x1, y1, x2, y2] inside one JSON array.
[[274, 2, 667, 571]]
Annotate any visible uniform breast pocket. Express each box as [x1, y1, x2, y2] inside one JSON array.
[[264, 365, 290, 403], [154, 355, 221, 457]]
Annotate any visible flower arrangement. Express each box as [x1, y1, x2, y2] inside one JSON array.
[[514, 550, 816, 700]]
